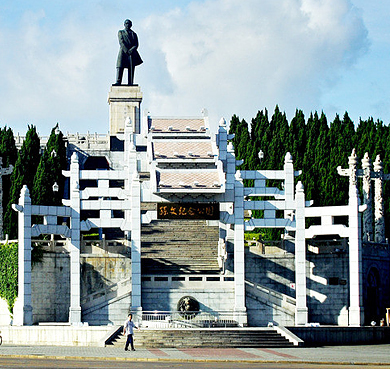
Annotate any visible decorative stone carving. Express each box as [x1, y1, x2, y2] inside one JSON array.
[[361, 153, 373, 242], [373, 155, 385, 243], [177, 296, 199, 318], [348, 148, 358, 188]]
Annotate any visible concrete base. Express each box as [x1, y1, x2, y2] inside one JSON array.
[[108, 85, 142, 135], [12, 297, 33, 326], [1, 325, 114, 347], [349, 306, 364, 326], [234, 307, 248, 327], [69, 306, 82, 324], [2, 324, 390, 347], [295, 307, 308, 326], [288, 326, 390, 346], [0, 298, 11, 325]]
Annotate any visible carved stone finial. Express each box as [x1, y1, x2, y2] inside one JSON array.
[[19, 185, 31, 206], [125, 116, 132, 127], [361, 152, 371, 169], [219, 117, 226, 127], [374, 155, 383, 172], [285, 152, 293, 164], [71, 152, 79, 163], [21, 184, 30, 198], [296, 181, 304, 193], [348, 148, 358, 166]]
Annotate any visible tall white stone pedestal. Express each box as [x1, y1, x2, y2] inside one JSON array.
[[108, 85, 143, 135]]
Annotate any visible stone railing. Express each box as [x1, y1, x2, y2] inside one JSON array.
[[81, 238, 129, 255], [141, 274, 234, 284], [25, 237, 129, 255], [81, 277, 132, 311], [141, 310, 243, 329], [245, 280, 296, 316], [0, 237, 17, 245], [14, 132, 109, 150], [66, 132, 110, 150]]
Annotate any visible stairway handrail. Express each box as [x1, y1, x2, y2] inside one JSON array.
[[81, 277, 132, 305], [245, 279, 296, 309]]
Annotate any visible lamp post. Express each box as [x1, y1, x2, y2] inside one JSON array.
[[52, 182, 59, 193]]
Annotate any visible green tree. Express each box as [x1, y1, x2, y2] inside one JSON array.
[[287, 109, 306, 171], [0, 127, 18, 230], [4, 126, 41, 239], [0, 242, 18, 313], [32, 124, 67, 206]]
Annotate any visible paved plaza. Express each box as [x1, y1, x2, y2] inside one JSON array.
[[0, 344, 389, 365]]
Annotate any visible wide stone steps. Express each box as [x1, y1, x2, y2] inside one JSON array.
[[141, 260, 218, 274], [142, 241, 218, 248], [108, 328, 295, 348], [141, 232, 218, 240], [141, 219, 220, 274], [141, 250, 217, 259], [142, 241, 217, 249]]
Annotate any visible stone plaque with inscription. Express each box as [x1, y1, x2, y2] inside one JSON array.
[[157, 203, 219, 220]]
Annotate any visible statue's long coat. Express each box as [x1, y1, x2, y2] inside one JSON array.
[[116, 29, 143, 68]]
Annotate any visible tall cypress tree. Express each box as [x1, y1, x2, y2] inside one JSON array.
[[288, 109, 306, 170], [0, 127, 18, 237], [252, 109, 270, 170], [229, 106, 390, 240], [4, 125, 41, 239], [32, 124, 67, 206]]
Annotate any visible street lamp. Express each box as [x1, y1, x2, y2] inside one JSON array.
[[52, 182, 59, 193]]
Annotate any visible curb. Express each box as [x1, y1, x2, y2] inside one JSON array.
[[0, 354, 390, 366]]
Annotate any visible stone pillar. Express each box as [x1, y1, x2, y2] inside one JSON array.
[[284, 153, 295, 221], [124, 117, 135, 217], [348, 149, 364, 326], [216, 118, 228, 169], [0, 158, 14, 239], [373, 155, 385, 243], [217, 118, 231, 248], [294, 181, 308, 325], [218, 238, 227, 274], [361, 153, 373, 242], [12, 185, 33, 325], [108, 85, 142, 135], [69, 152, 81, 324], [233, 170, 247, 326], [131, 171, 142, 315]]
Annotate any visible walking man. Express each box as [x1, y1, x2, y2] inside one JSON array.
[[123, 313, 140, 351]]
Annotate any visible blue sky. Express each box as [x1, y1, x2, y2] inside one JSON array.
[[0, 0, 389, 135]]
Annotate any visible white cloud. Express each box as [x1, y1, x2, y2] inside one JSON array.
[[0, 0, 370, 134], [0, 8, 117, 134], [140, 0, 369, 128]]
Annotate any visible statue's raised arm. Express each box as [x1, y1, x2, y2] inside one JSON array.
[[114, 19, 143, 86]]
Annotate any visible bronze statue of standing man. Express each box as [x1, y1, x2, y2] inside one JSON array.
[[114, 19, 143, 86]]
